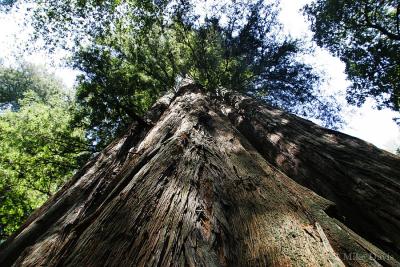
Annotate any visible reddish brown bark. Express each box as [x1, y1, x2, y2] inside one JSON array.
[[1, 84, 399, 266]]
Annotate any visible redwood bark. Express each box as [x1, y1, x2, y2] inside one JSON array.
[[0, 84, 399, 266]]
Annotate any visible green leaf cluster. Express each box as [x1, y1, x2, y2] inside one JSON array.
[[0, 65, 90, 240]]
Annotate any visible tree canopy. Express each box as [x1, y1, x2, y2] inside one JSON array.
[[305, 0, 400, 111], [0, 64, 63, 111], [6, 0, 343, 148]]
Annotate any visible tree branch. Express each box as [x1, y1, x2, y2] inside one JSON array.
[[363, 1, 400, 40]]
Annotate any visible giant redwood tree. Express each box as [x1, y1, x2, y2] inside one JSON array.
[[1, 82, 399, 266], [1, 0, 400, 266]]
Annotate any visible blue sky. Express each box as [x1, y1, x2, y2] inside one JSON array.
[[0, 0, 399, 153]]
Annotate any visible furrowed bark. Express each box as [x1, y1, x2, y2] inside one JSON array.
[[216, 89, 400, 260], [1, 84, 399, 266]]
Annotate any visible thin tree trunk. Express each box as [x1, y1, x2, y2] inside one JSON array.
[[0, 84, 399, 266]]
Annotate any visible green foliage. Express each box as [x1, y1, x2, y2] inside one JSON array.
[[0, 70, 90, 239], [46, 0, 339, 147], [72, 46, 162, 148], [0, 63, 63, 110], [305, 0, 400, 111]]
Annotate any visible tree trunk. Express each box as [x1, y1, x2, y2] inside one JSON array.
[[1, 83, 399, 266]]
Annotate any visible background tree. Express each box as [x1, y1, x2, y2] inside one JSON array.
[[304, 0, 400, 111], [0, 64, 90, 240], [0, 64, 63, 111]]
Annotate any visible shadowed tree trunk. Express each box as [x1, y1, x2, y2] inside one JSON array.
[[1, 83, 400, 266]]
